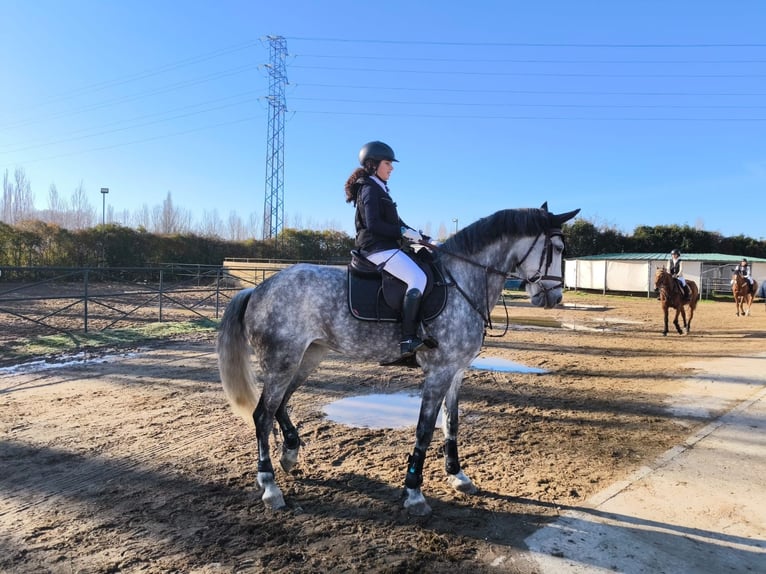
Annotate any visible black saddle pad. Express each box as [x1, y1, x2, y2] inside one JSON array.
[[347, 251, 448, 322]]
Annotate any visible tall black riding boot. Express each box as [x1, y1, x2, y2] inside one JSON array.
[[400, 288, 426, 357]]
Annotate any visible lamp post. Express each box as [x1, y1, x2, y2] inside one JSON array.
[[452, 218, 458, 235], [100, 187, 109, 225]]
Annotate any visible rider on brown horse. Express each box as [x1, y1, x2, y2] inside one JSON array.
[[732, 258, 755, 295], [668, 249, 690, 300]]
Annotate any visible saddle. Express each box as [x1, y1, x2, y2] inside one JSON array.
[[347, 247, 449, 322]]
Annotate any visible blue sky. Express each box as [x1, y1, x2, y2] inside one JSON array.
[[1, 1, 765, 241]]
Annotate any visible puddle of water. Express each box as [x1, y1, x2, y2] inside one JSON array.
[[560, 303, 609, 311], [324, 357, 546, 428], [0, 351, 140, 376], [323, 392, 432, 429], [511, 317, 563, 329], [470, 357, 547, 374]]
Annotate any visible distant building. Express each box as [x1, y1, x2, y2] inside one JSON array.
[[564, 253, 766, 298]]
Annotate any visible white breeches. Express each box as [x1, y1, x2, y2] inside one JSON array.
[[366, 249, 427, 293]]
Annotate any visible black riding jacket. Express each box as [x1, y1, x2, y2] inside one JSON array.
[[668, 258, 682, 277], [353, 176, 406, 254]]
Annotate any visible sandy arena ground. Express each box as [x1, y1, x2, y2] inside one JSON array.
[[1, 291, 764, 573]]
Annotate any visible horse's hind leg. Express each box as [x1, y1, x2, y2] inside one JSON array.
[[253, 392, 288, 510], [277, 343, 328, 473], [253, 346, 316, 510], [441, 370, 477, 495]]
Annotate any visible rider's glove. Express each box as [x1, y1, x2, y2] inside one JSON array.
[[401, 227, 423, 243]]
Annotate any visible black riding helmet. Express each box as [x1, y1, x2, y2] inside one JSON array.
[[671, 249, 681, 256], [358, 141, 398, 166]]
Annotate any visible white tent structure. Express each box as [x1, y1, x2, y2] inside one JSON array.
[[564, 253, 766, 298]]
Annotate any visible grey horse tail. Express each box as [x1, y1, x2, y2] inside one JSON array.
[[217, 287, 258, 421]]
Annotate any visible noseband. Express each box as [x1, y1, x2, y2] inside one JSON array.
[[510, 228, 565, 286]]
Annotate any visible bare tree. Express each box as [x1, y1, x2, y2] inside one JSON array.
[[13, 168, 35, 222], [69, 181, 95, 230], [1, 167, 36, 224], [437, 222, 449, 241], [134, 204, 151, 230], [200, 209, 224, 238], [226, 210, 246, 241], [247, 212, 260, 239], [1, 169, 12, 222], [115, 208, 132, 227], [46, 183, 67, 226], [152, 191, 191, 234]]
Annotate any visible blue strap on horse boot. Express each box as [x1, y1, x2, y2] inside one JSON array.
[[399, 288, 426, 357]]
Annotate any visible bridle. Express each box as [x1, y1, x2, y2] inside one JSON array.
[[429, 227, 566, 334], [508, 227, 565, 288], [655, 268, 681, 300]]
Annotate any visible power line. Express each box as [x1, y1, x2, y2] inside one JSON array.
[[286, 36, 766, 48], [289, 96, 766, 110], [296, 82, 766, 97], [11, 40, 263, 113], [0, 115, 261, 169], [290, 64, 766, 79], [295, 53, 766, 65], [0, 62, 264, 131], [288, 109, 766, 122]]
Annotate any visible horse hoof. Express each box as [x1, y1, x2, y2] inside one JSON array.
[[262, 486, 287, 510], [280, 448, 299, 472], [403, 488, 432, 516], [447, 471, 477, 494]]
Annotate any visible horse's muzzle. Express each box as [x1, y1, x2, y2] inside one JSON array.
[[530, 288, 562, 309]]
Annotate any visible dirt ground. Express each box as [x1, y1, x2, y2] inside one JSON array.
[[1, 291, 765, 573]]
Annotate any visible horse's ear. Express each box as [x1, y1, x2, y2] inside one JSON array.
[[540, 201, 549, 212], [552, 208, 581, 227]]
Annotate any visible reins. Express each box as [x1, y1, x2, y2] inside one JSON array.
[[419, 227, 565, 336]]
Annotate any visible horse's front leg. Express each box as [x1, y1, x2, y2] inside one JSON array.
[[673, 308, 684, 335], [442, 370, 477, 495], [403, 382, 448, 516], [253, 396, 287, 510], [662, 307, 670, 336]]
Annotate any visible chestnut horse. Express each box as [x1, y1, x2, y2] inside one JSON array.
[[731, 271, 758, 317], [654, 267, 699, 336]]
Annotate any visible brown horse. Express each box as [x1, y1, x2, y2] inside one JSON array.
[[731, 272, 758, 317], [654, 267, 700, 336]]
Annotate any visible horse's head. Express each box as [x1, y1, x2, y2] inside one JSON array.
[[520, 203, 580, 309], [654, 267, 669, 290]]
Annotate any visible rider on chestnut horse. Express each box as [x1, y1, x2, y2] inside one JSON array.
[[732, 258, 755, 295], [667, 249, 691, 300]]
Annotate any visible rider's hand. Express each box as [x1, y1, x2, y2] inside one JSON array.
[[401, 227, 423, 242]]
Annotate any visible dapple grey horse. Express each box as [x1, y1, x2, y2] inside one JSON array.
[[217, 203, 579, 516]]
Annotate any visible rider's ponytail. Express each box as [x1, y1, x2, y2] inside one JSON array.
[[344, 168, 368, 205]]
